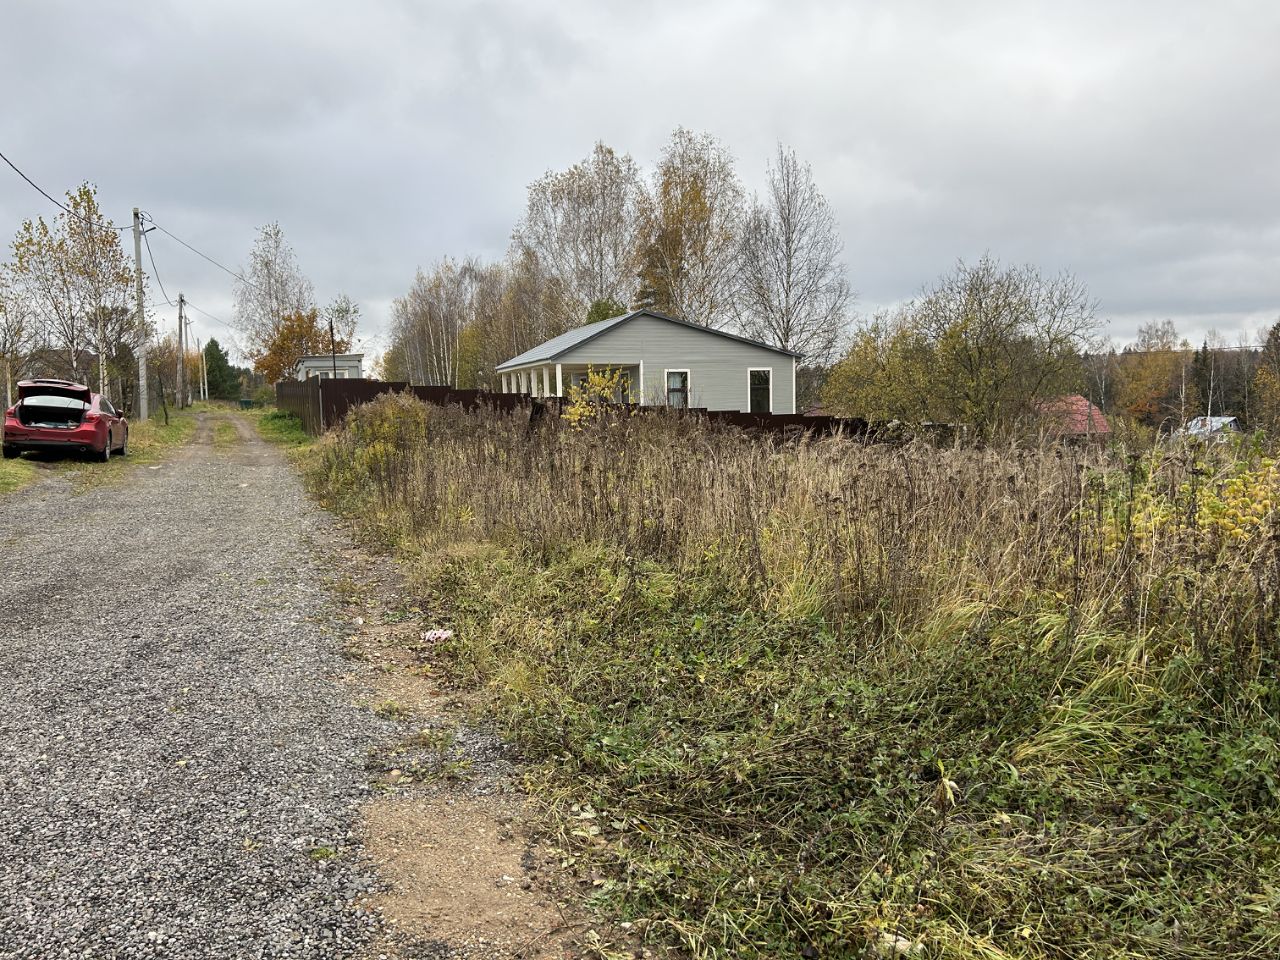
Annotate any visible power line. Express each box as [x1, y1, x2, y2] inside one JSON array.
[[184, 298, 235, 330], [136, 221, 235, 331], [0, 148, 130, 231], [142, 229, 177, 307], [140, 212, 267, 295]]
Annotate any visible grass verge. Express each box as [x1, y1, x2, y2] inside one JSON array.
[[0, 456, 37, 495], [250, 408, 313, 449]]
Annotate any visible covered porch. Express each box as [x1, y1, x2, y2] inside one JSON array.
[[497, 362, 642, 404]]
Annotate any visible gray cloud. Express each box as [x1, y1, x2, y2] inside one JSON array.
[[3, 0, 1277, 360]]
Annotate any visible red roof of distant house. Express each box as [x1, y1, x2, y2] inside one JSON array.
[[1039, 394, 1111, 436]]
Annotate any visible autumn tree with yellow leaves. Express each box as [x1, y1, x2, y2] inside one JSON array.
[[5, 183, 140, 405], [634, 128, 745, 329], [253, 308, 352, 384]]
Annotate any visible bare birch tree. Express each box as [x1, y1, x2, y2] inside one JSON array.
[[233, 222, 314, 369], [389, 258, 474, 387], [635, 128, 745, 328], [736, 144, 851, 362], [512, 142, 643, 328]]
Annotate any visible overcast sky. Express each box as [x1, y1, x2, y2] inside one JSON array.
[[3, 0, 1278, 362]]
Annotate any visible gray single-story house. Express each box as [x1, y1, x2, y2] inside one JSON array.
[[294, 353, 364, 380], [495, 310, 800, 414]]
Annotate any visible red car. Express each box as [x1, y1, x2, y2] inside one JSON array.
[[3, 378, 129, 462]]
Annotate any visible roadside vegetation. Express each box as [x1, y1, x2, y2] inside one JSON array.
[[250, 408, 312, 449], [0, 454, 35, 494], [306, 392, 1280, 959]]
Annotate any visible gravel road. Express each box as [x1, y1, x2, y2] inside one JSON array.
[[0, 414, 383, 958]]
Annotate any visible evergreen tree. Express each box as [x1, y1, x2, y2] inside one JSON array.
[[203, 338, 240, 400], [586, 297, 627, 325]]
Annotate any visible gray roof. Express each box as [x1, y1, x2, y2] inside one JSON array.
[[1181, 415, 1238, 436], [495, 309, 802, 371]]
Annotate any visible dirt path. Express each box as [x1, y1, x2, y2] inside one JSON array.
[[0, 413, 586, 959]]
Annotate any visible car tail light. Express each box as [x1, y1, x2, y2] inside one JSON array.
[[3, 407, 13, 419]]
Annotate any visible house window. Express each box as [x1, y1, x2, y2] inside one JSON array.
[[666, 370, 689, 408], [749, 368, 772, 414]]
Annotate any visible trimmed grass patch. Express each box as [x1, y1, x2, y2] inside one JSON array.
[[0, 456, 37, 495]]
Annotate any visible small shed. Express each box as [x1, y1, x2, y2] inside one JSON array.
[[1181, 416, 1239, 440], [294, 353, 364, 380], [495, 310, 800, 414]]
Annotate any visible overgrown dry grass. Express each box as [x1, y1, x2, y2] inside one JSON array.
[[309, 393, 1280, 959]]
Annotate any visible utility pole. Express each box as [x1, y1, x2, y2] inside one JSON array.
[[329, 313, 338, 379], [197, 337, 208, 401], [177, 293, 186, 409], [132, 209, 149, 420]]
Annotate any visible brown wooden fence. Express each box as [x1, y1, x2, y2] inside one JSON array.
[[276, 378, 535, 435], [277, 377, 878, 439]]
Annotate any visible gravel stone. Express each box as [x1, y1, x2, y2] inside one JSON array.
[[0, 417, 384, 958]]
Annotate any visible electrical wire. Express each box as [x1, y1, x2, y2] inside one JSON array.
[[142, 230, 177, 307], [4, 151, 247, 346], [0, 148, 131, 231], [137, 221, 236, 332], [140, 212, 268, 296], [183, 298, 236, 330]]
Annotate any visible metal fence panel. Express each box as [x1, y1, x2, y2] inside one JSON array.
[[275, 378, 873, 439]]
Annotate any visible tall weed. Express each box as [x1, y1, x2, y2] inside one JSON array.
[[310, 394, 1280, 958]]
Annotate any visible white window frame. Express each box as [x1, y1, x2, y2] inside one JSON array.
[[664, 368, 691, 408], [747, 367, 773, 414]]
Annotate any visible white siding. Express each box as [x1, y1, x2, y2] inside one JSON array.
[[558, 316, 796, 414]]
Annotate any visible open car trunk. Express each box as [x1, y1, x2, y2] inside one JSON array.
[[18, 395, 90, 429]]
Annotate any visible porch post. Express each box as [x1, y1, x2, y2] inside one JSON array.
[[542, 366, 551, 398], [638, 359, 645, 406], [501, 373, 509, 393], [555, 363, 563, 397]]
